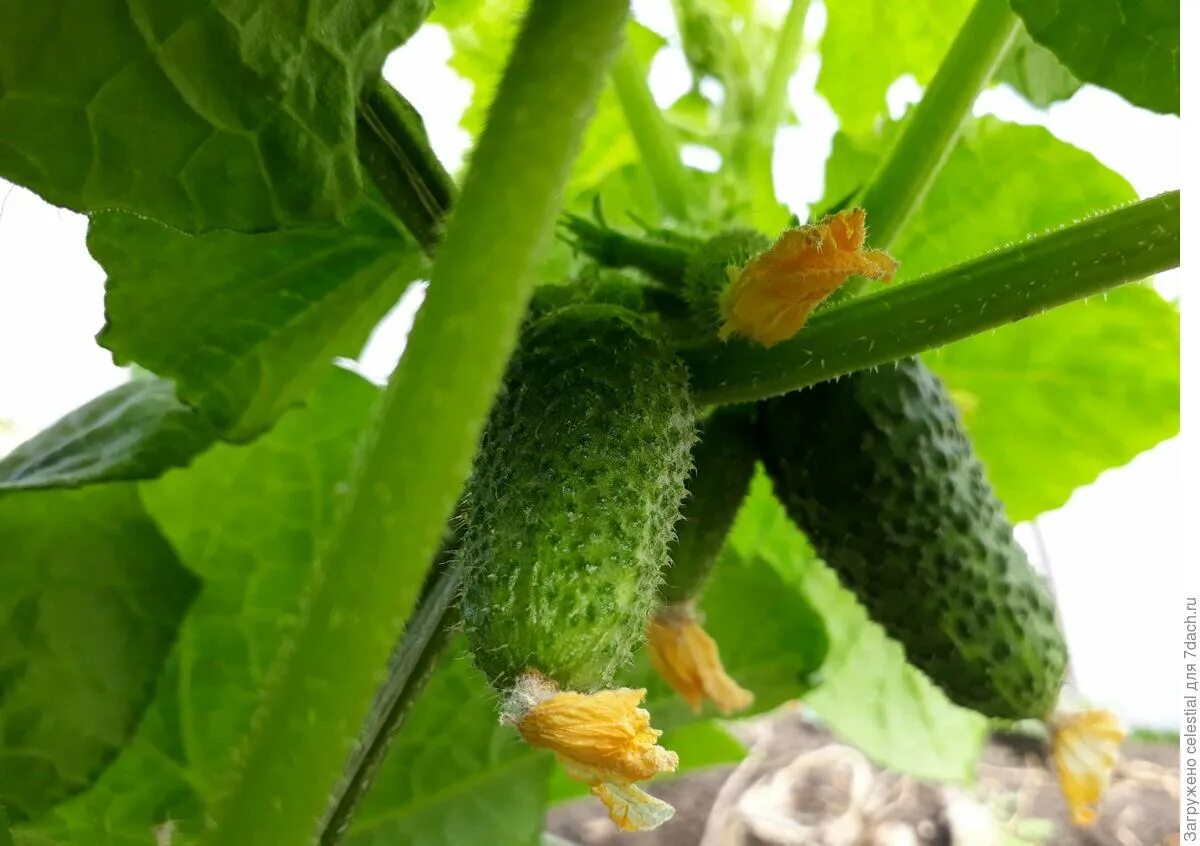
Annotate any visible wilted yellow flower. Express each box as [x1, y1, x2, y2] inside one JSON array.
[[506, 672, 678, 831], [1051, 709, 1126, 825], [647, 603, 753, 715], [720, 207, 898, 347]]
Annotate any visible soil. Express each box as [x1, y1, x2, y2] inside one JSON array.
[[546, 708, 1179, 846]]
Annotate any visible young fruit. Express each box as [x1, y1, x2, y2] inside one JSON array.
[[648, 409, 758, 715], [460, 303, 696, 829], [756, 358, 1068, 721]]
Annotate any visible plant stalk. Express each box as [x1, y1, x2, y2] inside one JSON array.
[[684, 192, 1180, 405], [853, 0, 1020, 257], [610, 33, 692, 221], [199, 2, 631, 842], [733, 0, 810, 231]]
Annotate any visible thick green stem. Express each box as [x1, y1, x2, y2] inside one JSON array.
[[357, 79, 456, 251], [856, 0, 1020, 253], [610, 35, 692, 220], [733, 0, 810, 231], [684, 192, 1179, 405], [199, 2, 631, 843]]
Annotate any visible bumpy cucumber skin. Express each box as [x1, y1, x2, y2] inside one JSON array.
[[757, 359, 1067, 719], [682, 229, 769, 334], [661, 409, 758, 605], [461, 304, 696, 692]]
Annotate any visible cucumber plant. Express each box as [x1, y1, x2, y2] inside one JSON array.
[[0, 0, 1179, 843]]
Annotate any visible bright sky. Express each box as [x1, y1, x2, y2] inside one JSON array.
[[0, 2, 1184, 729]]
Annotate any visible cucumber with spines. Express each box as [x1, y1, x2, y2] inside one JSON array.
[[757, 358, 1068, 719], [460, 304, 696, 692]]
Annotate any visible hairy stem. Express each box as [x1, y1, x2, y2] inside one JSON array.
[[854, 0, 1019, 256], [199, 2, 631, 843], [685, 192, 1179, 405], [611, 34, 692, 220], [357, 79, 456, 250]]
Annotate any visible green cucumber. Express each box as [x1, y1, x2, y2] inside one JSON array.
[[460, 304, 696, 692], [757, 358, 1067, 719], [661, 408, 758, 605]]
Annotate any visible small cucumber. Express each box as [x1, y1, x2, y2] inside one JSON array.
[[460, 304, 696, 692]]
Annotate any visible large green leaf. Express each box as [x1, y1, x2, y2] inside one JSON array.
[[90, 203, 425, 439], [928, 284, 1179, 521], [0, 379, 216, 492], [35, 367, 377, 842], [0, 0, 431, 232], [730, 474, 989, 782], [817, 0, 974, 133], [822, 116, 1179, 518], [995, 26, 1082, 108], [1010, 0, 1179, 114], [348, 647, 554, 846], [0, 486, 197, 819]]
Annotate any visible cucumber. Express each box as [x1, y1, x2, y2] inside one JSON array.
[[757, 358, 1067, 719], [460, 304, 696, 692], [660, 408, 758, 605]]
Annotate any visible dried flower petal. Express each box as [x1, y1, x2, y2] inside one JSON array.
[[507, 673, 678, 831], [647, 603, 754, 715], [1051, 709, 1125, 825], [720, 208, 898, 347]]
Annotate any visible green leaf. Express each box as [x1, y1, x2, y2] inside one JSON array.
[[0, 379, 217, 492], [0, 0, 431, 232], [0, 485, 197, 819], [347, 646, 554, 846], [30, 367, 377, 844], [139, 367, 380, 795], [90, 203, 425, 439], [928, 284, 1179, 521], [732, 475, 989, 782], [817, 0, 974, 133], [995, 26, 1082, 108], [821, 117, 1180, 518], [1010, 0, 1179, 114]]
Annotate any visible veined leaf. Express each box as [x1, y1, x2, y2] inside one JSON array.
[[0, 486, 197, 819], [0, 0, 431, 232], [821, 116, 1179, 518], [90, 202, 426, 439], [33, 367, 377, 842], [1010, 0, 1179, 114], [0, 379, 216, 492]]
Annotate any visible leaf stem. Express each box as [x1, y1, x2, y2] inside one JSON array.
[[684, 192, 1180, 405], [357, 79, 456, 251], [733, 0, 810, 230], [610, 34, 692, 221], [855, 0, 1020, 253], [199, 2, 631, 843]]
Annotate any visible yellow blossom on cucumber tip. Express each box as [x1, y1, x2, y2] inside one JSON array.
[[504, 671, 678, 831], [719, 207, 898, 348], [647, 602, 754, 715], [1050, 708, 1126, 826]]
